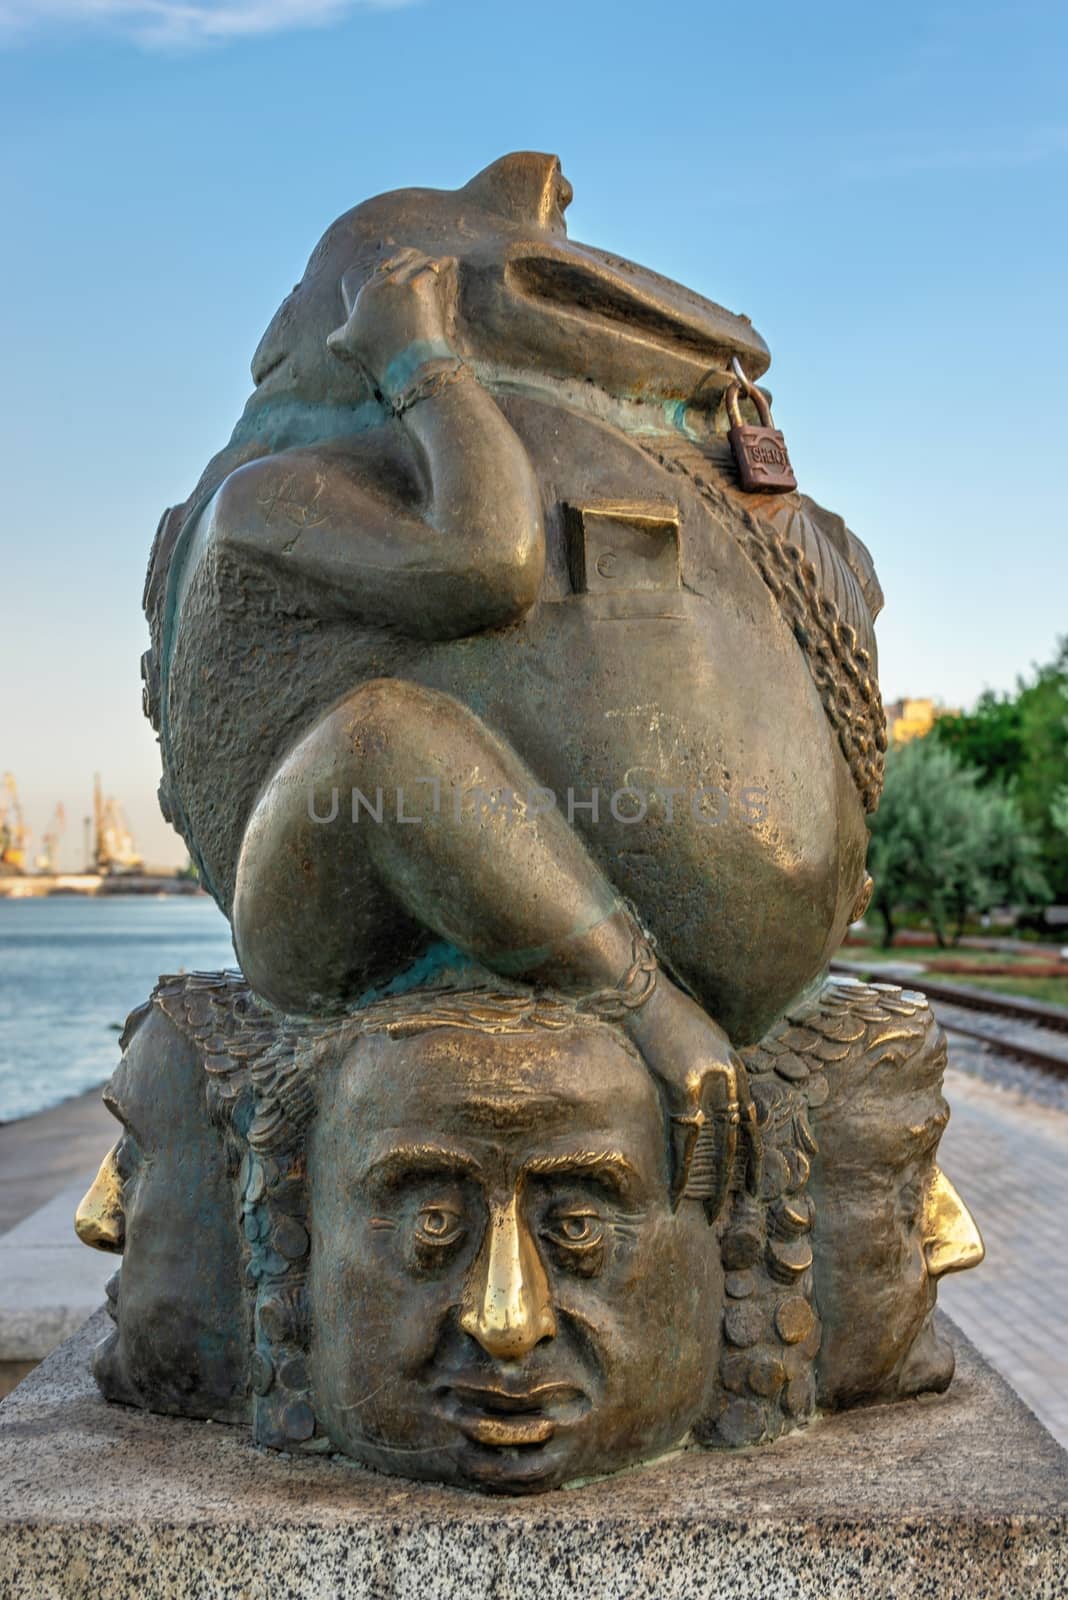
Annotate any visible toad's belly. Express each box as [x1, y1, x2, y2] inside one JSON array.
[[420, 585, 866, 1041], [163, 426, 870, 1039]]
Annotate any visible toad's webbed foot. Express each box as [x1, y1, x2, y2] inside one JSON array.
[[623, 977, 759, 1221]]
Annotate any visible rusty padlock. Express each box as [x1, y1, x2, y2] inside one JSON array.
[[725, 358, 797, 494]]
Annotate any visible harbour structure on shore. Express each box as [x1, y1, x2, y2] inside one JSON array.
[[88, 774, 142, 875], [0, 774, 29, 874], [0, 774, 197, 894], [0, 872, 201, 899]]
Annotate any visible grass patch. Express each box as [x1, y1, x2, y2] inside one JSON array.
[[835, 944, 1068, 1011], [940, 973, 1068, 1010], [837, 944, 930, 968], [840, 942, 1060, 969]]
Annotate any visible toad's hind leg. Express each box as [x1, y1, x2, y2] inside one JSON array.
[[232, 678, 638, 1014]]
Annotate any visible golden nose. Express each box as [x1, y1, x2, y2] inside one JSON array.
[[75, 1143, 125, 1253], [459, 1192, 556, 1360], [923, 1168, 984, 1279]]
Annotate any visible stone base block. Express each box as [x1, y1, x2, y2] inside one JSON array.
[[1, 1311, 1065, 1599]]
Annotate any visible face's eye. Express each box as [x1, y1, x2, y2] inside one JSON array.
[[113, 1134, 140, 1186], [543, 1209, 604, 1251], [415, 1204, 465, 1249], [898, 1175, 925, 1234]]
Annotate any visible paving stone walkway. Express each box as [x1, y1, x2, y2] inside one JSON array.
[[938, 1051, 1068, 1446], [0, 1181, 112, 1366], [0, 1085, 112, 1234]]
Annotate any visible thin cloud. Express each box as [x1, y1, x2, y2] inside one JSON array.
[[837, 126, 1068, 183], [695, 125, 1068, 209], [0, 0, 418, 49]]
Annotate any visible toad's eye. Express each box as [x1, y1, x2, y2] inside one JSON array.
[[415, 1205, 464, 1247], [544, 1211, 604, 1251]]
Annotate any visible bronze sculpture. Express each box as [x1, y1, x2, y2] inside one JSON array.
[[142, 150, 880, 1048], [74, 973, 263, 1422], [78, 973, 981, 1486], [307, 992, 726, 1491], [77, 152, 982, 1493]]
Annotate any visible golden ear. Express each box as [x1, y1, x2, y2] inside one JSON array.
[[923, 1168, 984, 1278], [461, 152, 572, 234], [75, 1143, 125, 1254]]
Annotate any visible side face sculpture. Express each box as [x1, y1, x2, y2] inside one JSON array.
[[808, 991, 984, 1407], [75, 985, 252, 1422], [307, 1007, 723, 1492]]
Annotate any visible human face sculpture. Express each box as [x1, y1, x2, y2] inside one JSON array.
[[75, 1003, 249, 1422], [811, 1027, 984, 1408], [308, 1021, 723, 1492]]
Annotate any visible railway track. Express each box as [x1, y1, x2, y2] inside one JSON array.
[[830, 960, 1068, 1080], [937, 1009, 1068, 1078]]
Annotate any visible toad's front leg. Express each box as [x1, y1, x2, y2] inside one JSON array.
[[201, 248, 545, 641], [235, 677, 753, 1223]]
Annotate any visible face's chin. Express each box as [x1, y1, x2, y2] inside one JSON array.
[[92, 1326, 141, 1408], [429, 1371, 596, 1493], [339, 1321, 706, 1494], [328, 1355, 602, 1494], [91, 1260, 149, 1406], [894, 1307, 955, 1399]]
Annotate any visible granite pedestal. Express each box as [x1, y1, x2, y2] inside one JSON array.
[[1, 1311, 1065, 1599]]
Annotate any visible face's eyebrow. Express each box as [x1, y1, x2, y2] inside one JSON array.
[[521, 1151, 641, 1202], [359, 1144, 483, 1190], [102, 1065, 151, 1150], [908, 1105, 950, 1148], [101, 1083, 129, 1132], [101, 1086, 146, 1154]]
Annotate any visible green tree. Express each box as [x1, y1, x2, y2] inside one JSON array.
[[933, 690, 1023, 780], [949, 784, 1049, 943], [1015, 640, 1068, 898], [1052, 785, 1068, 837], [933, 637, 1068, 901], [867, 740, 1050, 947]]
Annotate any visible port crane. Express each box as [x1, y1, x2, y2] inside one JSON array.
[[92, 774, 143, 873], [0, 775, 143, 877], [34, 803, 66, 874], [0, 773, 29, 872]]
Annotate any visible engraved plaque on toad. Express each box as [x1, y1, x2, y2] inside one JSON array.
[[565, 500, 681, 594]]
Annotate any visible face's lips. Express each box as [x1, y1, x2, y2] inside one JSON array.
[[447, 1381, 583, 1411], [436, 1380, 589, 1449], [464, 1414, 556, 1447], [104, 1269, 121, 1325]]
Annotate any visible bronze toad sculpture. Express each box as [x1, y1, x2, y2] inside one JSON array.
[[143, 151, 884, 1055], [74, 152, 983, 1495]]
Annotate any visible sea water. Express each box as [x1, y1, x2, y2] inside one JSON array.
[[0, 895, 235, 1123]]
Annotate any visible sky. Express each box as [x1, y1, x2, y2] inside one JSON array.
[[0, 0, 1065, 868]]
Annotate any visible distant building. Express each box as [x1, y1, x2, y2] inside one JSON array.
[[884, 697, 960, 746]]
